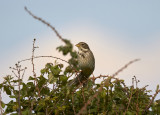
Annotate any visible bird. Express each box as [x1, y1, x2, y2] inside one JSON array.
[[69, 42, 95, 87]]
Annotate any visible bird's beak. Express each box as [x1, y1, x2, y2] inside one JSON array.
[[75, 44, 80, 47]]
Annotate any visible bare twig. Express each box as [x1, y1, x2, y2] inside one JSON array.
[[112, 59, 140, 77], [90, 74, 109, 81], [124, 87, 133, 115], [24, 7, 65, 42], [32, 39, 38, 83], [18, 55, 69, 65], [77, 91, 99, 115], [17, 65, 22, 115], [21, 67, 27, 80], [143, 86, 160, 114], [31, 39, 41, 99], [132, 77, 134, 88], [133, 76, 140, 88], [11, 70, 19, 78], [136, 90, 139, 115], [81, 86, 86, 103], [71, 93, 76, 115], [30, 99, 34, 114], [0, 90, 3, 115], [11, 63, 23, 115]]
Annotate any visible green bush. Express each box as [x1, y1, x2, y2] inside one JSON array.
[[0, 39, 160, 115], [0, 7, 159, 115]]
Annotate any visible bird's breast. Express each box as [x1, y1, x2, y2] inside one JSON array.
[[78, 51, 95, 73]]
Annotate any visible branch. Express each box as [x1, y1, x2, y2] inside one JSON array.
[[123, 87, 133, 115], [90, 74, 109, 81], [77, 59, 140, 115], [112, 59, 140, 77], [24, 7, 65, 42], [0, 90, 3, 115], [11, 63, 23, 115], [143, 85, 160, 114], [71, 93, 76, 115], [31, 39, 41, 99], [18, 55, 69, 65]]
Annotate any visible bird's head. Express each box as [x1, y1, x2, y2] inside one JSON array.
[[76, 42, 90, 52]]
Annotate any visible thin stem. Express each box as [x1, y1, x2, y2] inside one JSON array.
[[124, 87, 133, 115], [0, 90, 3, 115], [18, 55, 69, 65], [24, 7, 65, 42], [31, 39, 41, 99], [143, 88, 160, 114]]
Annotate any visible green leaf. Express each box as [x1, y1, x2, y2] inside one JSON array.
[[28, 76, 35, 80], [1, 101, 5, 108], [60, 75, 68, 82], [60, 75, 68, 85], [41, 68, 47, 74], [0, 84, 3, 89], [27, 82, 34, 86], [4, 85, 11, 95], [64, 66, 73, 75], [9, 95, 16, 98], [22, 109, 31, 115], [48, 73, 57, 84], [38, 75, 47, 87], [70, 51, 77, 58], [50, 66, 61, 76], [37, 112, 45, 115], [126, 111, 134, 115], [156, 85, 159, 91], [11, 79, 21, 83]]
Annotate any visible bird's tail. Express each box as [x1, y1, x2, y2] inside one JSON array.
[[68, 72, 87, 87]]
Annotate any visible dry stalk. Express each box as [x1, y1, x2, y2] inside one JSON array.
[[18, 55, 69, 66], [0, 90, 3, 115], [81, 86, 86, 103], [143, 88, 160, 114], [10, 63, 26, 115], [17, 66, 22, 115], [136, 90, 139, 114], [112, 59, 140, 77], [72, 93, 76, 115], [24, 7, 65, 42], [123, 87, 133, 115], [31, 39, 41, 99]]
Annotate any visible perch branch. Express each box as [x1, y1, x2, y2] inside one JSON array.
[[77, 59, 140, 115]]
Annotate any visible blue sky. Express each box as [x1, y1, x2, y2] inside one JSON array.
[[0, 0, 160, 101]]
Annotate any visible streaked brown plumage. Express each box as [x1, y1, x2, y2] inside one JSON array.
[[69, 42, 95, 86]]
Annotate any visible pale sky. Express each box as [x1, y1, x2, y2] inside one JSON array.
[[0, 0, 160, 101]]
